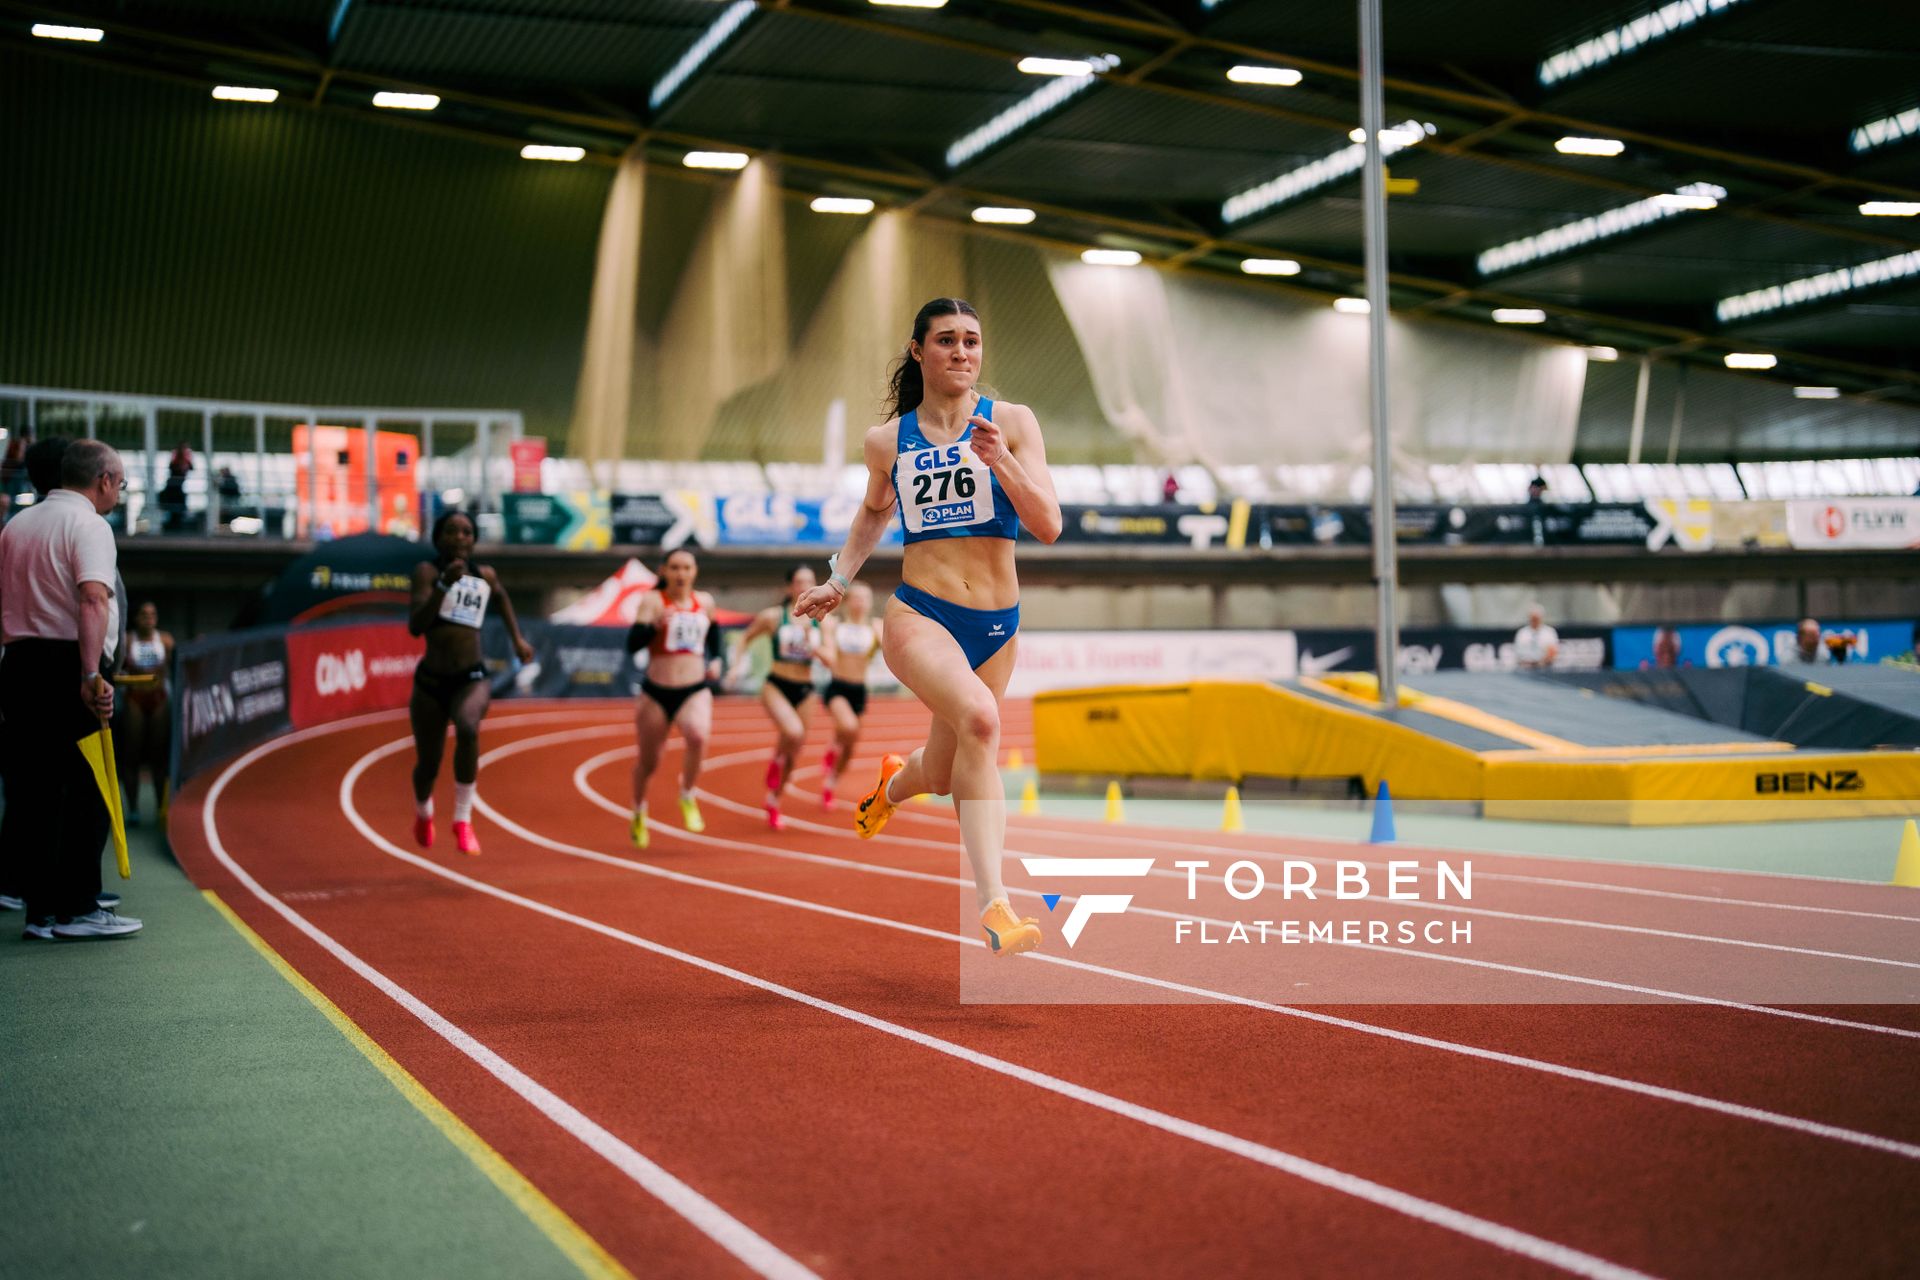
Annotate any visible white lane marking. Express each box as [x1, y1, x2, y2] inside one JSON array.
[[201, 711, 820, 1280], [334, 733, 1657, 1280]]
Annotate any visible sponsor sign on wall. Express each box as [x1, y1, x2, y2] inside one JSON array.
[[1612, 621, 1913, 669], [713, 494, 904, 548], [1004, 630, 1298, 698], [286, 622, 424, 727], [175, 629, 291, 781], [1785, 498, 1920, 550], [1293, 627, 1612, 675]]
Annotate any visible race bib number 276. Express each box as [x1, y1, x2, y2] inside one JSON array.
[[899, 443, 994, 535]]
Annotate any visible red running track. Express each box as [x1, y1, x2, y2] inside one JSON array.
[[171, 699, 1920, 1279]]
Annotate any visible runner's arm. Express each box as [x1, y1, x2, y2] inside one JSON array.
[[796, 426, 896, 619]]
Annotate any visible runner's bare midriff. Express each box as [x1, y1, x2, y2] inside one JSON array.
[[898, 537, 1019, 612]]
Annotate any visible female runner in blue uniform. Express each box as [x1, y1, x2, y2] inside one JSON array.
[[407, 510, 535, 856], [796, 298, 1062, 955]]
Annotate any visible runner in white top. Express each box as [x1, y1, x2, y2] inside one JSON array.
[[818, 582, 884, 810], [727, 566, 830, 831]]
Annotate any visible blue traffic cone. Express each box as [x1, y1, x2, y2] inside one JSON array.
[[1369, 780, 1396, 844]]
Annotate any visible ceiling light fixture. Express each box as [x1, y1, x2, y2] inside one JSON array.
[[1793, 386, 1841, 399], [971, 207, 1036, 224], [1850, 106, 1920, 155], [1224, 121, 1434, 224], [946, 53, 1118, 168], [1477, 183, 1725, 275], [1584, 346, 1620, 361], [1717, 248, 1920, 322], [1538, 0, 1751, 87], [683, 150, 750, 170], [869, 0, 949, 8], [1491, 308, 1548, 324], [1240, 259, 1301, 276], [30, 23, 103, 41], [372, 91, 439, 110], [1081, 248, 1142, 266], [810, 196, 875, 214], [1723, 352, 1777, 370], [1333, 297, 1371, 314], [1860, 201, 1920, 217], [650, 0, 755, 111], [212, 86, 278, 104], [1554, 136, 1625, 156], [521, 145, 585, 162], [1018, 57, 1095, 76], [1227, 66, 1302, 87]]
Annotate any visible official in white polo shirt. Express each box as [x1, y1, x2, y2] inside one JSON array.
[[0, 439, 141, 940], [1514, 603, 1561, 671]]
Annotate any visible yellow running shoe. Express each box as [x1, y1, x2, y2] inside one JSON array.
[[629, 809, 648, 850], [679, 794, 705, 834], [980, 899, 1042, 956], [854, 754, 906, 840]]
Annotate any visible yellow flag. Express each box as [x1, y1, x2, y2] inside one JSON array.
[[77, 728, 130, 880]]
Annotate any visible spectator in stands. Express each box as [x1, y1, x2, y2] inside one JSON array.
[[1162, 471, 1180, 504], [1792, 618, 1830, 664], [1526, 474, 1549, 545], [1652, 625, 1682, 669], [1513, 603, 1560, 671], [216, 466, 242, 506], [0, 439, 140, 939], [1526, 475, 1548, 504], [0, 427, 31, 523], [158, 444, 192, 531]]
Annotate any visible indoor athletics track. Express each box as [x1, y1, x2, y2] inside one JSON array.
[[169, 699, 1920, 1279]]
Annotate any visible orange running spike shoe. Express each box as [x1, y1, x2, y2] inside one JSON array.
[[980, 899, 1042, 956], [854, 754, 906, 840], [452, 820, 480, 856]]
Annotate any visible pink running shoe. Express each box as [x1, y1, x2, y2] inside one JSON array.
[[765, 794, 785, 831], [821, 749, 838, 809], [764, 755, 785, 792], [452, 821, 481, 856], [413, 815, 434, 849]]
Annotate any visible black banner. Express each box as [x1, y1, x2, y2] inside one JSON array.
[[175, 628, 292, 782], [1295, 625, 1614, 676], [1044, 502, 1252, 550], [1264, 503, 1655, 549], [477, 619, 743, 699], [610, 493, 683, 547]]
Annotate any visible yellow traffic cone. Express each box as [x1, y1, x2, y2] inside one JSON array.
[[1007, 748, 1025, 770], [1892, 820, 1920, 887], [1104, 780, 1125, 824], [1221, 785, 1244, 833], [1019, 777, 1040, 816]]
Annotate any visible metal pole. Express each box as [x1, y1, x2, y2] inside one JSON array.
[[1665, 364, 1688, 465], [1358, 0, 1399, 708], [422, 417, 435, 534], [142, 404, 158, 536], [307, 410, 321, 538], [364, 415, 380, 534], [203, 409, 217, 534], [478, 417, 494, 517], [253, 412, 266, 534], [1626, 356, 1652, 466]]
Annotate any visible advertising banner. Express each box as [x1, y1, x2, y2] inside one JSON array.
[[285, 621, 424, 727], [1613, 621, 1913, 669], [502, 491, 611, 550], [175, 629, 291, 782], [1264, 503, 1656, 549], [1003, 630, 1298, 698], [1785, 498, 1920, 550], [1293, 626, 1612, 676], [714, 494, 904, 548], [1049, 502, 1255, 550]]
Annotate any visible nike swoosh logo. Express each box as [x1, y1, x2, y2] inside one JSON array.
[[1299, 647, 1354, 676]]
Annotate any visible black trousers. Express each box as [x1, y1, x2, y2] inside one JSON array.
[[0, 640, 110, 919]]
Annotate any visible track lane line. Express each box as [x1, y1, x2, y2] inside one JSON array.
[[201, 714, 821, 1280], [464, 732, 1920, 1163], [319, 723, 1660, 1279]]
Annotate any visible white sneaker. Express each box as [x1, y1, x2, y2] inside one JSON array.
[[22, 918, 53, 941], [0, 894, 24, 911], [52, 909, 143, 940]]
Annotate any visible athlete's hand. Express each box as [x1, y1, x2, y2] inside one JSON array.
[[439, 558, 468, 587], [793, 583, 845, 620], [967, 415, 1007, 469], [514, 637, 535, 664]]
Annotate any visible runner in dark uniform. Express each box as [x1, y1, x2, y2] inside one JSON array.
[[407, 510, 534, 856]]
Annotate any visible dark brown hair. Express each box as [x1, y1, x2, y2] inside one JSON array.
[[883, 298, 980, 421]]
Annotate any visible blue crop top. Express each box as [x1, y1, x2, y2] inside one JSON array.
[[889, 398, 1022, 545]]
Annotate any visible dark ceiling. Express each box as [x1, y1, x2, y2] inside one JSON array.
[[8, 0, 1920, 410]]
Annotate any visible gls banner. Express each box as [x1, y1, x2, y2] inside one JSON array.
[[1612, 621, 1912, 669], [286, 621, 423, 727], [715, 495, 906, 548]]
